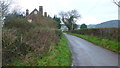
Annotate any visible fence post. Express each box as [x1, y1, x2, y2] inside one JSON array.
[[0, 4, 2, 67]]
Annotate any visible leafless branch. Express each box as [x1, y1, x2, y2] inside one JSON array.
[[0, 0, 12, 17], [113, 0, 120, 7]]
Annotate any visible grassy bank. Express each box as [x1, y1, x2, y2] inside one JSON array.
[[13, 34, 71, 66], [38, 34, 71, 66], [67, 32, 120, 53]]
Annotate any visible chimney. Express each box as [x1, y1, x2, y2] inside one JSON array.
[[39, 6, 43, 16], [44, 12, 47, 17], [26, 9, 29, 16]]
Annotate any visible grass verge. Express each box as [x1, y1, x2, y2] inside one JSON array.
[[38, 34, 71, 66], [67, 32, 120, 53], [13, 34, 71, 66]]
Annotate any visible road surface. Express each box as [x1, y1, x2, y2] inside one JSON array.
[[64, 33, 119, 66]]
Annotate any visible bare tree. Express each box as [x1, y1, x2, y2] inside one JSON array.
[[59, 10, 80, 30], [113, 0, 120, 7], [0, 0, 12, 18]]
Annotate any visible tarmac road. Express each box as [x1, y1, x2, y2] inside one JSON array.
[[64, 33, 119, 66]]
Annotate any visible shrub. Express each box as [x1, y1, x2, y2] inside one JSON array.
[[2, 13, 61, 66], [2, 29, 30, 65], [55, 30, 63, 39], [69, 28, 120, 42]]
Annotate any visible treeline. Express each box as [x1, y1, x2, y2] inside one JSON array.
[[69, 28, 120, 42], [2, 13, 62, 66]]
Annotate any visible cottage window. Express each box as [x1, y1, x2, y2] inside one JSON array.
[[34, 11, 37, 14]]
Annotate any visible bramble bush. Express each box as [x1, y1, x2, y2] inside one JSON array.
[[2, 13, 62, 66]]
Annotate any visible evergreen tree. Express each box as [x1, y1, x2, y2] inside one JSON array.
[[80, 24, 87, 29], [53, 16, 61, 29]]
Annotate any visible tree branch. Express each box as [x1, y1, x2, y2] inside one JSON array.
[[113, 0, 120, 7]]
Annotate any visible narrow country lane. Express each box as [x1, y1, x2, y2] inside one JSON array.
[[64, 33, 119, 66]]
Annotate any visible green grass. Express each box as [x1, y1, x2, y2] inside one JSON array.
[[67, 32, 120, 53], [38, 35, 71, 66], [13, 34, 71, 66]]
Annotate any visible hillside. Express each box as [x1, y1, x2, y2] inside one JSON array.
[[87, 24, 96, 28], [87, 20, 120, 28], [95, 20, 120, 28]]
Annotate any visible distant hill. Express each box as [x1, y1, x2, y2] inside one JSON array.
[[87, 24, 96, 28], [61, 20, 119, 30], [95, 20, 120, 28]]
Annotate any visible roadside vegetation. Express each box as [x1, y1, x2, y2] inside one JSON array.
[[38, 35, 71, 66], [2, 12, 71, 66], [67, 32, 120, 53], [12, 35, 71, 66], [69, 28, 119, 42]]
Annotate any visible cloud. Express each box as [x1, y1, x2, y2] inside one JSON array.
[[10, 0, 117, 24], [77, 16, 101, 25]]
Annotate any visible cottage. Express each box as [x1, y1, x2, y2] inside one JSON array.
[[26, 6, 47, 23]]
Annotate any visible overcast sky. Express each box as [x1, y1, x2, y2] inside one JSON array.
[[10, 0, 119, 25]]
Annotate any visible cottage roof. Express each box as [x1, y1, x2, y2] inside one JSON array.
[[29, 8, 39, 15]]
